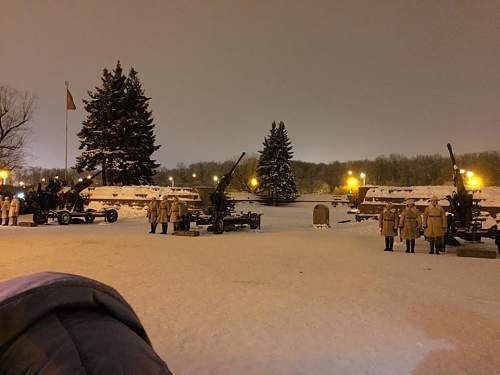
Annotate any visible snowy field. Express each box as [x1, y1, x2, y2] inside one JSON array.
[[2, 200, 500, 374]]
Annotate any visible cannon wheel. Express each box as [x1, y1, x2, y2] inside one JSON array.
[[213, 218, 224, 234], [105, 209, 118, 223], [84, 212, 95, 224], [33, 212, 48, 225], [57, 211, 71, 225]]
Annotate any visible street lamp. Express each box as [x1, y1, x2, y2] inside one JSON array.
[[249, 177, 259, 191], [86, 175, 92, 180], [41, 178, 46, 183], [466, 171, 474, 178], [346, 176, 359, 194], [0, 169, 9, 185], [459, 169, 465, 175], [348, 170, 353, 176], [19, 181, 25, 187], [55, 175, 59, 180], [168, 176, 174, 187], [360, 172, 366, 186], [213, 175, 219, 184], [192, 173, 197, 178], [78, 178, 83, 182]]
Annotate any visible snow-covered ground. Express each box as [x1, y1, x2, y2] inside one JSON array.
[[2, 200, 500, 374]]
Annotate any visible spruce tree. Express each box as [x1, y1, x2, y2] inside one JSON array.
[[257, 121, 297, 204], [76, 62, 160, 185]]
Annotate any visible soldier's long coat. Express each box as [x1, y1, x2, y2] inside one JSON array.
[[1, 199, 10, 219], [379, 208, 399, 237], [169, 201, 180, 223], [157, 198, 170, 224], [147, 200, 159, 224], [9, 198, 20, 218], [423, 204, 447, 238], [399, 206, 421, 240]]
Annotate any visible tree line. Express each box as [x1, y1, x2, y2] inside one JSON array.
[[12, 149, 500, 192]]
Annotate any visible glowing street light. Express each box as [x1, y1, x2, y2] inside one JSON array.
[[41, 178, 46, 183], [86, 175, 92, 180], [192, 173, 197, 178], [55, 175, 59, 180], [360, 172, 366, 186], [459, 169, 466, 175], [78, 178, 83, 182], [249, 177, 259, 191], [347, 170, 353, 176], [346, 176, 359, 193], [466, 171, 474, 178], [0, 169, 9, 185], [168, 176, 174, 187], [213, 175, 219, 184], [19, 181, 25, 187]]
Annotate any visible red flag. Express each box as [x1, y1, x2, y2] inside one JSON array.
[[67, 88, 76, 110]]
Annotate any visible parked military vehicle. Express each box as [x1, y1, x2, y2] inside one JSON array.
[[445, 143, 500, 251], [25, 172, 118, 225], [194, 152, 262, 234]]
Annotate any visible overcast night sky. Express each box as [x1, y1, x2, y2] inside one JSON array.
[[1, 1, 499, 168]]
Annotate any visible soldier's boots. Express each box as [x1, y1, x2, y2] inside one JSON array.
[[429, 242, 435, 254], [149, 223, 157, 234], [161, 224, 168, 234], [3, 218, 9, 226], [384, 237, 393, 251], [410, 239, 415, 253], [406, 240, 411, 253]]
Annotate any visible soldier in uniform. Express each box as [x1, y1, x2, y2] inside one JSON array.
[[2, 197, 10, 226], [169, 196, 180, 232], [399, 199, 421, 253], [9, 196, 20, 226], [157, 195, 170, 234], [147, 197, 160, 234], [379, 202, 399, 251], [423, 196, 447, 254]]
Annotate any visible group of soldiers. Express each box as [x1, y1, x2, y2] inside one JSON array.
[[379, 196, 447, 254], [147, 195, 186, 234], [0, 195, 21, 226]]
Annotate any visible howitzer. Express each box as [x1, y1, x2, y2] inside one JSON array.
[[446, 143, 473, 226], [444, 143, 499, 252], [199, 152, 262, 234], [29, 170, 118, 226]]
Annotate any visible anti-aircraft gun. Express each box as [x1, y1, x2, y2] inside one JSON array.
[[196, 152, 262, 234], [445, 143, 499, 251], [31, 171, 118, 225]]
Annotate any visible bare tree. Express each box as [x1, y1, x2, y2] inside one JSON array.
[[0, 86, 36, 169]]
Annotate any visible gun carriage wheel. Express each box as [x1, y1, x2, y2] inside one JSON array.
[[57, 211, 71, 225], [105, 209, 118, 223]]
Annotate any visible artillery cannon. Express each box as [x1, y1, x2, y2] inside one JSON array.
[[445, 143, 500, 251], [30, 171, 118, 225], [195, 152, 262, 234]]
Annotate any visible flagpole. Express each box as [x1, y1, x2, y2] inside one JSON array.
[[65, 81, 69, 181]]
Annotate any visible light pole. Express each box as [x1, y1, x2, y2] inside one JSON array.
[[360, 172, 366, 186], [213, 175, 219, 185], [168, 176, 174, 187]]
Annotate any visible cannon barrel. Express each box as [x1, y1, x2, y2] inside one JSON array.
[[72, 170, 102, 195], [446, 143, 466, 195], [447, 143, 458, 170], [215, 152, 246, 193]]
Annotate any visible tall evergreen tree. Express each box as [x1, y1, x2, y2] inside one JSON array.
[[257, 121, 297, 204], [76, 62, 160, 185]]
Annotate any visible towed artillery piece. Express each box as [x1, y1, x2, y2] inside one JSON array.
[[194, 152, 262, 234], [445, 143, 500, 251], [27, 171, 118, 225]]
